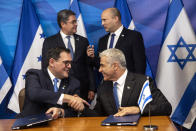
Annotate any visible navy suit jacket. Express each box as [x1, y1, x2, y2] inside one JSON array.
[[83, 72, 172, 116], [19, 69, 80, 118], [98, 27, 146, 74], [42, 32, 96, 100]]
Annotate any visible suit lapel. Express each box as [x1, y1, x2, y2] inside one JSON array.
[[115, 28, 127, 48], [105, 82, 118, 111], [57, 32, 66, 47], [43, 69, 54, 91], [121, 73, 136, 107], [73, 34, 80, 61]]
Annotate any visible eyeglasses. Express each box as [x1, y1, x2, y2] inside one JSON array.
[[56, 60, 72, 66], [66, 20, 78, 25], [62, 60, 72, 66]]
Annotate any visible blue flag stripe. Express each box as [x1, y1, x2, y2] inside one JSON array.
[[163, 0, 183, 40], [142, 95, 152, 109], [70, 0, 80, 19], [114, 0, 132, 28], [138, 82, 149, 105], [171, 73, 196, 125], [11, 0, 39, 86], [0, 64, 8, 90]]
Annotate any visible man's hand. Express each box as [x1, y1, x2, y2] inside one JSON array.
[[113, 106, 140, 117], [46, 107, 64, 119], [87, 45, 95, 58], [88, 91, 95, 100], [63, 94, 90, 111]]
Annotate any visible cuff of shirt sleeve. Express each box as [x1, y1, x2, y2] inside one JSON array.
[[57, 94, 64, 105]]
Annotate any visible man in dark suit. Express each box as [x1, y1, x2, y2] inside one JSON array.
[[83, 48, 171, 116], [42, 9, 95, 101], [87, 8, 146, 74], [20, 47, 89, 118]]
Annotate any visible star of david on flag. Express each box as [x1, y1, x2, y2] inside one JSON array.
[[167, 37, 196, 69], [138, 79, 152, 114], [156, 0, 196, 129]]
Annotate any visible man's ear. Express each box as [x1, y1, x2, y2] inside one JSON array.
[[49, 58, 55, 68], [113, 62, 119, 71]]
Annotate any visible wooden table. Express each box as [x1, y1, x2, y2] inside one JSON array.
[[0, 116, 177, 131]]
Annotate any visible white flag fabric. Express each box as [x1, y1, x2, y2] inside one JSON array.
[[138, 79, 152, 114], [114, 0, 135, 30], [156, 0, 196, 129], [70, 0, 87, 37], [0, 57, 12, 104], [8, 0, 45, 113]]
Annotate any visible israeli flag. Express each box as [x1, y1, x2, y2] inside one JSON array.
[[8, 0, 45, 113], [70, 0, 87, 37], [114, 0, 135, 30], [0, 57, 12, 104], [138, 79, 152, 114], [156, 0, 196, 129]]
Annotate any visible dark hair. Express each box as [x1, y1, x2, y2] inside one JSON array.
[[46, 47, 70, 66], [57, 9, 76, 28]]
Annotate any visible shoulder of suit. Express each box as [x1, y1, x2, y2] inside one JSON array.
[[26, 68, 44, 77], [123, 28, 142, 36], [74, 34, 87, 40], [127, 72, 147, 82], [44, 32, 60, 41]]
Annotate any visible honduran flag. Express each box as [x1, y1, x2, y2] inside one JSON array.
[[156, 0, 196, 129], [8, 0, 45, 113], [0, 57, 12, 104]]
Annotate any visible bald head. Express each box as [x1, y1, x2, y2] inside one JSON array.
[[103, 8, 121, 21], [101, 8, 122, 32]]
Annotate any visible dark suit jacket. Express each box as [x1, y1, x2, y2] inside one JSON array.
[[42, 32, 96, 100], [97, 27, 146, 74], [19, 69, 80, 118], [83, 72, 172, 116]]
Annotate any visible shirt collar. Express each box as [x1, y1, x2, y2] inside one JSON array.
[[114, 69, 128, 86], [47, 68, 61, 84], [111, 25, 123, 36], [60, 30, 73, 39]]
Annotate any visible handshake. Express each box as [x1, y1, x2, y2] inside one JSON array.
[[63, 94, 90, 111], [46, 94, 89, 119]]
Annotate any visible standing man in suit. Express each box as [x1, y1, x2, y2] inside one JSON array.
[[83, 48, 171, 116], [87, 8, 146, 74], [20, 47, 89, 118], [42, 9, 96, 101]]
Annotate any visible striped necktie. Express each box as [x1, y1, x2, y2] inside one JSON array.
[[66, 36, 74, 58], [113, 82, 119, 109], [53, 78, 59, 92]]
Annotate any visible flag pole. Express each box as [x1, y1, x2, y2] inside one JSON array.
[[143, 77, 158, 131]]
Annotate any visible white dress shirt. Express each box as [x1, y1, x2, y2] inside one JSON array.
[[60, 30, 75, 53], [107, 25, 123, 49], [47, 68, 64, 105], [113, 69, 128, 107]]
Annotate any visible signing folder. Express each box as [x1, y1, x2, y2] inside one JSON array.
[[101, 114, 140, 126], [12, 113, 53, 130]]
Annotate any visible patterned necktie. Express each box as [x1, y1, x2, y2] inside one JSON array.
[[66, 36, 74, 58], [53, 78, 59, 92], [109, 33, 116, 48], [113, 82, 119, 109]]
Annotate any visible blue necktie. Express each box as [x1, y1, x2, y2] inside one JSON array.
[[53, 78, 59, 92], [113, 82, 119, 109], [109, 34, 115, 48], [66, 36, 74, 58]]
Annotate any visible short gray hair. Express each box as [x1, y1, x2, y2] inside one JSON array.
[[99, 48, 126, 69]]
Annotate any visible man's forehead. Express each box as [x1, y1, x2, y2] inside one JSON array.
[[59, 52, 71, 60], [68, 15, 76, 20]]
